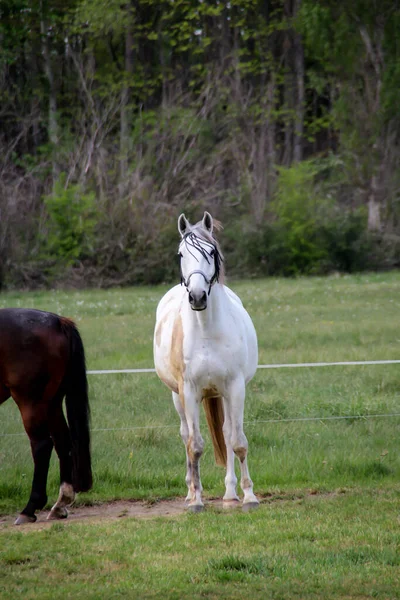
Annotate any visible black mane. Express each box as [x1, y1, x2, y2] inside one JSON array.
[[180, 231, 223, 284]]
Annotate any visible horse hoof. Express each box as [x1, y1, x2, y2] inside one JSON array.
[[242, 501, 259, 512], [14, 513, 37, 525], [47, 507, 68, 521], [187, 504, 204, 513]]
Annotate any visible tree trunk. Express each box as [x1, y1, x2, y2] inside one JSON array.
[[283, 57, 293, 165], [40, 0, 58, 177], [368, 175, 382, 232], [159, 17, 168, 109], [358, 23, 385, 232], [282, 0, 293, 165], [120, 4, 134, 183], [265, 77, 277, 208], [293, 0, 304, 163]]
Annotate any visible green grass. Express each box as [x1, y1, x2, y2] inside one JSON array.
[[1, 272, 400, 509], [1, 490, 400, 599], [1, 272, 400, 598]]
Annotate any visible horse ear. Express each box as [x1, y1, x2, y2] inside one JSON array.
[[178, 213, 190, 238], [202, 211, 213, 234]]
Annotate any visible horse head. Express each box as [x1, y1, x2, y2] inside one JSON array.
[[178, 212, 223, 311]]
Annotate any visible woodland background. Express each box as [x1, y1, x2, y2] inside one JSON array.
[[1, 0, 400, 288]]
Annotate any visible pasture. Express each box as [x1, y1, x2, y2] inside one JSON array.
[[1, 272, 400, 598]]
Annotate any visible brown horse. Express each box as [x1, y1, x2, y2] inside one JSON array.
[[0, 308, 92, 525]]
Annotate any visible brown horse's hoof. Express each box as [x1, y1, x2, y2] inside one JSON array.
[[47, 507, 68, 520], [14, 513, 37, 525]]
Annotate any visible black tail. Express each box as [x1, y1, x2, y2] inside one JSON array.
[[61, 318, 93, 493]]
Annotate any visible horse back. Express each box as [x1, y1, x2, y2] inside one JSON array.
[[0, 308, 70, 391]]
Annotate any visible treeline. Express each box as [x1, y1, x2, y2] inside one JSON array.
[[1, 0, 400, 288]]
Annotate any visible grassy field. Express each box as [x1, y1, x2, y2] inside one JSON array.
[[1, 272, 400, 598], [1, 490, 400, 599]]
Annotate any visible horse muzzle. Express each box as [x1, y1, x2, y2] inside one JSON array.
[[188, 290, 207, 311]]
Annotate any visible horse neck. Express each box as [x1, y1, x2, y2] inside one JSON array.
[[183, 283, 226, 333]]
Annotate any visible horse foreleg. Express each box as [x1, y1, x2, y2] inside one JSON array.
[[48, 406, 75, 520], [228, 379, 259, 511], [222, 398, 239, 504], [15, 413, 53, 525], [182, 385, 204, 512], [172, 392, 192, 502]]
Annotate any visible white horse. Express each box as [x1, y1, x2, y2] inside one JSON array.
[[153, 212, 259, 512]]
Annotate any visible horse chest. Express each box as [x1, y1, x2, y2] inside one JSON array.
[[183, 335, 243, 383]]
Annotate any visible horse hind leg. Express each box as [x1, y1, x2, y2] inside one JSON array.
[[47, 404, 76, 520], [14, 401, 54, 525], [48, 482, 75, 520]]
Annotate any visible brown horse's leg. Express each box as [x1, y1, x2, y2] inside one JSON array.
[[47, 405, 75, 520], [14, 399, 54, 525], [13, 373, 68, 524]]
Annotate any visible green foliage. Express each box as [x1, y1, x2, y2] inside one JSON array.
[[72, 0, 128, 37], [320, 207, 372, 272], [126, 218, 180, 285], [131, 106, 215, 165], [43, 176, 97, 265], [271, 161, 329, 274], [298, 2, 360, 75], [222, 159, 375, 278], [2, 0, 400, 287]]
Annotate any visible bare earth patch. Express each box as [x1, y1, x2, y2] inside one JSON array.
[[0, 489, 341, 530], [0, 498, 240, 530]]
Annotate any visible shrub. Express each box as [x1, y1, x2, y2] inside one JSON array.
[[270, 161, 329, 274], [320, 207, 372, 272], [43, 176, 97, 265]]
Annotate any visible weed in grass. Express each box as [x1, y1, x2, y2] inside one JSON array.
[[207, 554, 274, 581], [1, 553, 33, 566]]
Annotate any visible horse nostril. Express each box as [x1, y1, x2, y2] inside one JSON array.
[[188, 290, 207, 308]]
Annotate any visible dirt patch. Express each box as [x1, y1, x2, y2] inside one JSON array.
[[0, 498, 240, 530], [0, 489, 344, 531]]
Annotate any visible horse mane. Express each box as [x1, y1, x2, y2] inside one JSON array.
[[189, 219, 225, 285]]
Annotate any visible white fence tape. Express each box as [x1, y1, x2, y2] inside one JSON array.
[[87, 359, 400, 375], [1, 359, 399, 438], [2, 412, 400, 438]]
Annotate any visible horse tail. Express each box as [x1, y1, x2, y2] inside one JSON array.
[[60, 317, 93, 493], [203, 396, 227, 467]]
